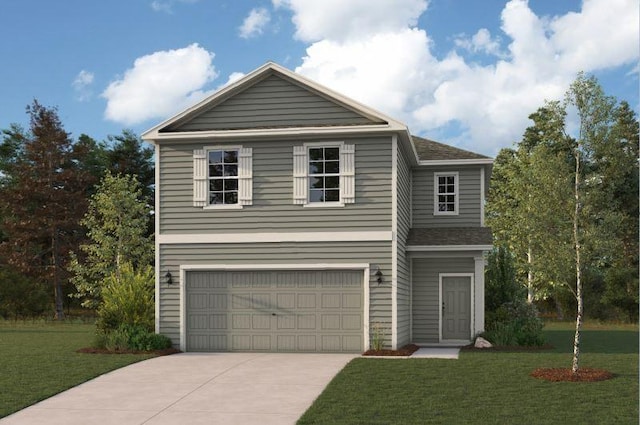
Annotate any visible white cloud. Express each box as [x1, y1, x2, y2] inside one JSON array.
[[550, 0, 639, 73], [72, 70, 94, 102], [283, 0, 639, 154], [273, 0, 428, 42], [218, 72, 246, 89], [150, 1, 172, 14], [102, 43, 217, 125], [296, 29, 439, 121], [150, 0, 199, 14], [239, 8, 271, 39], [455, 28, 504, 57]]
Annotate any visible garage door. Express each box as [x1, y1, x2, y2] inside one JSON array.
[[185, 269, 364, 352]]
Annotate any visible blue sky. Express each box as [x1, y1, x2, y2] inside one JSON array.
[[1, 0, 637, 155]]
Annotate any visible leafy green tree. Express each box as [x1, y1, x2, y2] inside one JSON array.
[[70, 172, 153, 308], [487, 74, 638, 371], [594, 101, 639, 320], [564, 74, 626, 373], [0, 101, 93, 319], [485, 246, 524, 313], [487, 106, 574, 303]]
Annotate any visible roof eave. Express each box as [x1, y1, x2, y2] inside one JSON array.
[[143, 122, 408, 143], [406, 244, 493, 252], [418, 158, 494, 166]]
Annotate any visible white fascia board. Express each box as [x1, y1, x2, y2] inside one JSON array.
[[391, 135, 398, 349], [158, 231, 393, 244], [145, 123, 405, 142], [480, 167, 486, 227], [406, 244, 493, 252], [154, 144, 160, 334], [418, 159, 494, 166]]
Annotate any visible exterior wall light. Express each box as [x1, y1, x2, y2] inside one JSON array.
[[165, 271, 173, 285], [375, 267, 383, 285]]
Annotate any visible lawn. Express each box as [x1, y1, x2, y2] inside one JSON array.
[[0, 321, 154, 419], [298, 322, 639, 425]]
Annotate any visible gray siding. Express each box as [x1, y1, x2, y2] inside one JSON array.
[[395, 145, 412, 347], [164, 74, 379, 132], [412, 166, 482, 227], [411, 257, 474, 343], [159, 136, 392, 234], [159, 241, 392, 349]]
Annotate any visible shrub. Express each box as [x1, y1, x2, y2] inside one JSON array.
[[483, 299, 545, 346], [95, 324, 173, 352], [370, 322, 386, 351], [96, 263, 154, 332], [483, 322, 518, 346]]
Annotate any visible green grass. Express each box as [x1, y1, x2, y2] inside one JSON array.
[[0, 321, 154, 418], [298, 323, 639, 425]]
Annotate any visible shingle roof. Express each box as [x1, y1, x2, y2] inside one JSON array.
[[407, 227, 493, 246], [411, 136, 490, 161]]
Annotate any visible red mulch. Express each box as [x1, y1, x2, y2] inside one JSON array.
[[461, 343, 555, 352], [363, 344, 420, 356], [530, 367, 614, 382], [76, 347, 181, 356]]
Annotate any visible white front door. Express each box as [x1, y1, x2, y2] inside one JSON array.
[[441, 275, 472, 341]]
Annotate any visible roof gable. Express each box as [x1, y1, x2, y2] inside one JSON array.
[[144, 62, 402, 138]]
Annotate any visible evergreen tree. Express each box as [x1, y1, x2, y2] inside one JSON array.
[[0, 101, 93, 318]]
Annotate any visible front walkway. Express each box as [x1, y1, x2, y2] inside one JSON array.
[[1, 352, 356, 425], [412, 347, 460, 359]]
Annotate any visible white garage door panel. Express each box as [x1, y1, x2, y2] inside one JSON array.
[[185, 270, 363, 352]]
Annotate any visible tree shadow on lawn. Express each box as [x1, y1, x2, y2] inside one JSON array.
[[544, 330, 638, 354]]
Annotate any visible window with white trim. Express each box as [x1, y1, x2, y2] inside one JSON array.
[[309, 147, 340, 202], [434, 172, 458, 215], [208, 149, 238, 205], [193, 146, 252, 208], [293, 142, 355, 206]]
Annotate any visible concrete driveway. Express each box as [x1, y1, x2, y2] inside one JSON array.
[[1, 352, 356, 425]]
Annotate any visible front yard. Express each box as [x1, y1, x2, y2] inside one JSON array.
[[298, 322, 639, 425], [0, 321, 154, 418], [1, 321, 637, 423]]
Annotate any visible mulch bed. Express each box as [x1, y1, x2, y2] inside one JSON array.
[[363, 344, 420, 356], [530, 367, 614, 382], [76, 347, 181, 356], [461, 343, 555, 352]]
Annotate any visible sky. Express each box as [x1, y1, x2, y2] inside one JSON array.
[[0, 0, 637, 156]]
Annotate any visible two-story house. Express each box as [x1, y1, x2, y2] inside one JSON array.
[[142, 62, 492, 353]]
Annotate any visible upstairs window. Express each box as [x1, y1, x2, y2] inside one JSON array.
[[209, 150, 238, 205], [308, 147, 340, 203], [434, 172, 458, 215], [193, 146, 252, 208], [293, 142, 355, 206]]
